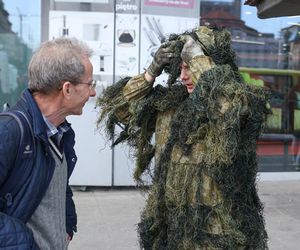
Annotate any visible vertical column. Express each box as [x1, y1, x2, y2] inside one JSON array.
[[113, 0, 141, 186]]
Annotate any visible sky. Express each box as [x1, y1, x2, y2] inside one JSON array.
[[241, 4, 300, 37], [2, 0, 300, 49], [3, 0, 41, 49]]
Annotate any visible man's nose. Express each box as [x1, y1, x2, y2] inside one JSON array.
[[90, 88, 96, 97]]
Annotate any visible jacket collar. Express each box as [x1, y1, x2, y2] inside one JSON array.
[[16, 89, 74, 144], [17, 89, 49, 141]]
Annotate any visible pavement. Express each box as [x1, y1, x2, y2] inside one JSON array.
[[68, 180, 300, 250]]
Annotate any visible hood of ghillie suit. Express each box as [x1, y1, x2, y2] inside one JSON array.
[[164, 26, 241, 86]]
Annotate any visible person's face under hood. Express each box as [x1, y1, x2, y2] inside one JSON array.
[[180, 61, 195, 93]]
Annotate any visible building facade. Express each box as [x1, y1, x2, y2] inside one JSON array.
[[200, 0, 280, 69]]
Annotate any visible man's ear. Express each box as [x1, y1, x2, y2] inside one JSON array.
[[62, 81, 72, 98]]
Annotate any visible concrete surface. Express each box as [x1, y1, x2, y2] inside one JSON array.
[[69, 180, 300, 250]]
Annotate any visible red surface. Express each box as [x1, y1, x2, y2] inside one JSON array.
[[257, 141, 284, 156], [257, 140, 300, 156]]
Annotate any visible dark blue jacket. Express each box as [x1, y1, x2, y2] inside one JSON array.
[[0, 89, 77, 249]]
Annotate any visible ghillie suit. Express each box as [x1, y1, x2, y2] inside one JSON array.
[[97, 26, 269, 249]]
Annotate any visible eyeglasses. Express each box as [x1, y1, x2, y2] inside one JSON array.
[[75, 80, 97, 90], [58, 80, 97, 91]]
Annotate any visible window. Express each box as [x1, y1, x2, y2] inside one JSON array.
[[0, 0, 40, 107]]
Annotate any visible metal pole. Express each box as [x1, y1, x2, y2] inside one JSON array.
[[111, 0, 117, 187], [16, 7, 22, 39]]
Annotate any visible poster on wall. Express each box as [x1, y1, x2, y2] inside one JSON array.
[[144, 0, 194, 8], [115, 0, 140, 77], [115, 13, 139, 76]]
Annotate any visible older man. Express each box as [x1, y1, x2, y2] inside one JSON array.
[[0, 38, 95, 249]]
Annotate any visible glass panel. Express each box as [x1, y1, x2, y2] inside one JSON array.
[[200, 0, 300, 171], [241, 72, 291, 133], [0, 0, 41, 108], [200, 0, 300, 70]]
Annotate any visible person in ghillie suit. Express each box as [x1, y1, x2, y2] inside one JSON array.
[[97, 26, 269, 249]]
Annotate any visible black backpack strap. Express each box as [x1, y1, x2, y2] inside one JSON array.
[[11, 111, 35, 161], [0, 111, 35, 212]]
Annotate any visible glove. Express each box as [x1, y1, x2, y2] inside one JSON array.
[[180, 36, 204, 64], [147, 41, 176, 77]]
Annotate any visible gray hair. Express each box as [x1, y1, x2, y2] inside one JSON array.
[[28, 37, 93, 94]]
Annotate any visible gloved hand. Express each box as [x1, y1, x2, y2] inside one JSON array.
[[180, 35, 204, 64], [147, 41, 176, 77]]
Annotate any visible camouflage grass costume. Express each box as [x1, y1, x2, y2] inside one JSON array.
[[97, 27, 269, 249]]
